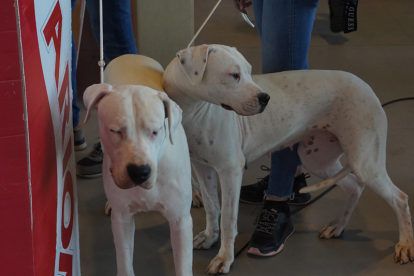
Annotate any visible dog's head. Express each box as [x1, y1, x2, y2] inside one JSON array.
[[175, 44, 269, 115], [83, 84, 182, 190]]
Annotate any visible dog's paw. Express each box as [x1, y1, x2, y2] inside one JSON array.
[[394, 241, 414, 264], [104, 201, 112, 216], [193, 230, 219, 249], [319, 223, 344, 239], [192, 190, 203, 208], [206, 254, 233, 274]]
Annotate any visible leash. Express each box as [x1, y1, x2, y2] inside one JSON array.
[[187, 0, 222, 48], [98, 0, 105, 83], [187, 0, 254, 48]]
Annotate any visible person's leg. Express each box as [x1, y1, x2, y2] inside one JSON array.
[[71, 0, 87, 150], [260, 0, 318, 73], [85, 0, 137, 63], [77, 0, 137, 177], [248, 0, 319, 257], [71, 35, 80, 129], [241, 0, 318, 204], [263, 0, 318, 197], [251, 0, 263, 39]]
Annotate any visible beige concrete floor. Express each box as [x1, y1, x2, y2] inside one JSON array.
[[75, 0, 414, 275]]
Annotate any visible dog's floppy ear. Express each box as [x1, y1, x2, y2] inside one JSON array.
[[83, 83, 114, 124], [158, 91, 182, 145], [176, 44, 213, 85]]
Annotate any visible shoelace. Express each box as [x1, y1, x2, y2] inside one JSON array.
[[253, 208, 280, 235], [89, 142, 103, 158]]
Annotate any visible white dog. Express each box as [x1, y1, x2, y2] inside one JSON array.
[[161, 44, 414, 274], [83, 56, 193, 276]]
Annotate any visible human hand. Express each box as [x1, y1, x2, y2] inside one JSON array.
[[232, 0, 252, 15]]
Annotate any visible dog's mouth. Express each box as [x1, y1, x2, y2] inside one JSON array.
[[221, 103, 234, 111]]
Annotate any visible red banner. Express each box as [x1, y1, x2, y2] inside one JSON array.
[[8, 0, 81, 275]]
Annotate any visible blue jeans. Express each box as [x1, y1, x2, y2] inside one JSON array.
[[71, 0, 137, 127], [252, 0, 319, 198]]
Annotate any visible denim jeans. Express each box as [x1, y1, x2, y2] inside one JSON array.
[[71, 0, 137, 127], [252, 0, 319, 198]]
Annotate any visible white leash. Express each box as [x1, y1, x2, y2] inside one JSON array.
[[98, 0, 105, 83], [187, 0, 255, 49], [187, 0, 222, 48]]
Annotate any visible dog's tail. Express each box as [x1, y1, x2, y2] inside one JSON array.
[[299, 165, 352, 194]]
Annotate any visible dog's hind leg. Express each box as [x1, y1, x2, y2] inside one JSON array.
[[191, 162, 221, 250], [303, 159, 364, 238], [299, 132, 365, 238], [168, 215, 193, 276], [191, 174, 203, 208], [361, 172, 414, 264], [111, 211, 135, 276], [319, 163, 363, 239]]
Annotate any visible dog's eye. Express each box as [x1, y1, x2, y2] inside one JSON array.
[[231, 73, 240, 81]]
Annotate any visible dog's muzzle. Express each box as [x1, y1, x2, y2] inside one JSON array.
[[257, 92, 270, 112], [127, 163, 151, 186]]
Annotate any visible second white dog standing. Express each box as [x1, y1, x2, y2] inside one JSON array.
[[83, 55, 193, 276], [162, 44, 414, 274]]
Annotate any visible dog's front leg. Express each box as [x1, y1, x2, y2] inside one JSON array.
[[111, 210, 135, 276], [206, 166, 243, 275], [192, 162, 221, 249], [168, 215, 193, 276]]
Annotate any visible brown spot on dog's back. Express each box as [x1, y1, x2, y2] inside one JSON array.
[[312, 125, 318, 129], [306, 150, 312, 155], [314, 148, 319, 152], [308, 141, 314, 145]]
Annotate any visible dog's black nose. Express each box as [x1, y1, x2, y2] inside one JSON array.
[[257, 92, 270, 106], [127, 163, 151, 185]]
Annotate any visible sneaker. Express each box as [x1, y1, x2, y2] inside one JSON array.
[[247, 200, 294, 257], [290, 173, 312, 205], [76, 142, 103, 178], [239, 166, 312, 205], [73, 124, 87, 151], [240, 166, 270, 204]]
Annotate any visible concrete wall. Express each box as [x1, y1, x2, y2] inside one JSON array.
[[136, 0, 194, 69]]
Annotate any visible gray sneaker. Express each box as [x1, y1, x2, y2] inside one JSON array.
[[76, 142, 103, 178], [74, 125, 87, 151]]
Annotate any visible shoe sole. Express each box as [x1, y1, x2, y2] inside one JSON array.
[[288, 197, 312, 206], [76, 171, 103, 178], [247, 227, 295, 257], [239, 198, 264, 205], [74, 143, 87, 151]]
